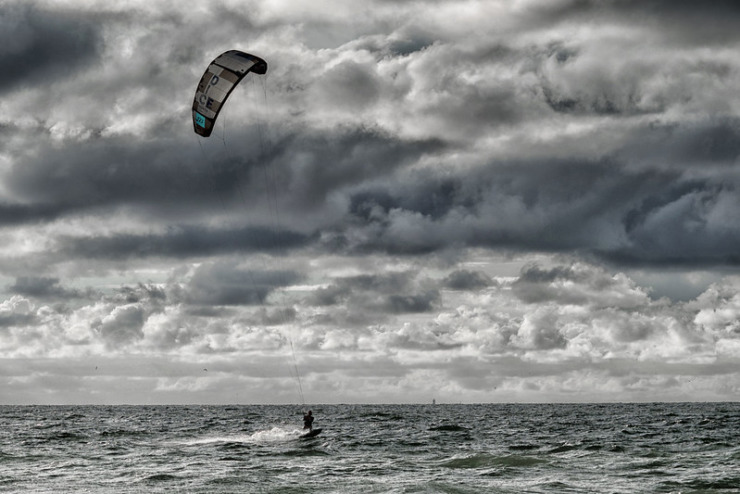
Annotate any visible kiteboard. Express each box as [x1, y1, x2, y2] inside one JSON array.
[[300, 428, 323, 439]]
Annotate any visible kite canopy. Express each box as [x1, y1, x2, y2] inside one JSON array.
[[192, 50, 267, 137]]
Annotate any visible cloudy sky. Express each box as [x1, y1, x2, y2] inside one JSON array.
[[1, 0, 740, 405]]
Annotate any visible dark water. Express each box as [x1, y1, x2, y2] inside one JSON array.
[[1, 403, 739, 493]]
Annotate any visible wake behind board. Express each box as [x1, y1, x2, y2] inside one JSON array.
[[300, 428, 322, 439]]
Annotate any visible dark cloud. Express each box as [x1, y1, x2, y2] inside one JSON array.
[[512, 263, 649, 309], [272, 127, 448, 211], [312, 60, 382, 110], [621, 119, 740, 168], [339, 272, 416, 293], [56, 225, 310, 260], [516, 264, 580, 285], [256, 307, 297, 326], [529, 0, 740, 42], [0, 312, 37, 328], [115, 283, 167, 305], [617, 0, 740, 44], [384, 291, 439, 313], [307, 271, 440, 314], [306, 285, 345, 306], [0, 3, 103, 92], [444, 270, 493, 290], [0, 202, 66, 225], [184, 261, 301, 306], [338, 139, 740, 266], [8, 276, 88, 300], [350, 174, 468, 223], [4, 123, 447, 239], [6, 136, 230, 220], [385, 36, 436, 57], [3, 0, 738, 270]]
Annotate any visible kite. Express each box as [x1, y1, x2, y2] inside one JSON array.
[[192, 50, 267, 137]]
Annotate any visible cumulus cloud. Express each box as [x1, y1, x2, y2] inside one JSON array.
[[512, 262, 651, 309], [0, 256, 738, 402], [95, 303, 146, 347], [1, 0, 740, 403], [0, 296, 37, 328]]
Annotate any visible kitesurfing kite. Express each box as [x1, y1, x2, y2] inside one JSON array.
[[192, 50, 267, 137]]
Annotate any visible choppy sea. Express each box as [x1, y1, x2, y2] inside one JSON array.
[[1, 402, 739, 493]]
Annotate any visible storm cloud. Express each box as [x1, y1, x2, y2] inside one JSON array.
[[1, 0, 740, 404]]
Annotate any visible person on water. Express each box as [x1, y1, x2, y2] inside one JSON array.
[[303, 410, 314, 431]]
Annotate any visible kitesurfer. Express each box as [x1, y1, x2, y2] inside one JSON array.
[[303, 410, 314, 431]]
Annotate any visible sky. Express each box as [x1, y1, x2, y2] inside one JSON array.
[[1, 0, 740, 405]]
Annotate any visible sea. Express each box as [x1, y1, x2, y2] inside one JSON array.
[[1, 402, 739, 493]]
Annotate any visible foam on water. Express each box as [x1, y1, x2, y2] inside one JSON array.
[[249, 426, 304, 442], [177, 426, 303, 446]]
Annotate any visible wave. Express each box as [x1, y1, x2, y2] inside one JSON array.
[[546, 442, 580, 454], [429, 424, 469, 432], [442, 453, 547, 469], [354, 411, 406, 422], [280, 448, 330, 458], [508, 443, 540, 451], [140, 473, 181, 483]]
